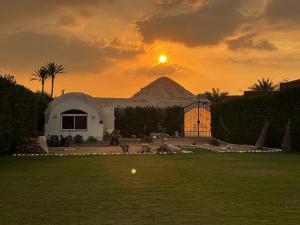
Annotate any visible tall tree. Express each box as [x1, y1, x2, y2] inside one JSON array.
[[45, 62, 65, 99], [30, 67, 48, 95], [249, 78, 278, 91], [204, 88, 228, 105]]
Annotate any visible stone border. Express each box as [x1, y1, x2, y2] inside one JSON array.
[[178, 144, 282, 153], [12, 151, 195, 157]]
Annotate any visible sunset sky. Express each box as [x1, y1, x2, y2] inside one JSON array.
[[1, 0, 300, 97]]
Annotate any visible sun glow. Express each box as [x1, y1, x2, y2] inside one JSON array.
[[158, 54, 168, 64]]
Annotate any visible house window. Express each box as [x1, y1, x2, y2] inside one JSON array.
[[62, 116, 74, 129], [75, 116, 87, 129], [61, 110, 88, 130]]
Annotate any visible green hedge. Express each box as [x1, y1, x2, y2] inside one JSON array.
[[0, 76, 49, 155], [211, 88, 300, 151], [115, 106, 184, 137]]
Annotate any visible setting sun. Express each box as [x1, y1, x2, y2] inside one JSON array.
[[158, 54, 168, 64]]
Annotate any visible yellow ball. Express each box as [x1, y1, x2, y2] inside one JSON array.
[[131, 168, 137, 174]]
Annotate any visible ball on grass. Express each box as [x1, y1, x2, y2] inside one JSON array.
[[131, 168, 137, 175]]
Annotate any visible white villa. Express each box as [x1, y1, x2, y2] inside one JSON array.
[[44, 77, 213, 141], [44, 93, 115, 141]]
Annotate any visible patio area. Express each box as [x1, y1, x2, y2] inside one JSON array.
[[48, 137, 210, 155]]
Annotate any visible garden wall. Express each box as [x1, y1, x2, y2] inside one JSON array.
[[211, 88, 300, 151], [0, 76, 49, 155], [115, 106, 184, 137]]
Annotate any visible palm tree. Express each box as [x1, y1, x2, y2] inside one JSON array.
[[249, 78, 278, 91], [204, 88, 228, 105], [30, 67, 49, 95], [45, 62, 65, 99]]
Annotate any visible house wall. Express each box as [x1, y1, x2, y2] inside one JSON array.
[[102, 107, 115, 135], [45, 100, 104, 141], [280, 79, 300, 91]]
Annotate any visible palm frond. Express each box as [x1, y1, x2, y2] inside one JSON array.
[[30, 67, 49, 82], [249, 77, 279, 91], [204, 88, 228, 105], [45, 62, 65, 77]]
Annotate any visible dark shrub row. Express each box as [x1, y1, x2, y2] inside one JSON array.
[[211, 88, 300, 151], [0, 76, 50, 155], [115, 106, 184, 137]]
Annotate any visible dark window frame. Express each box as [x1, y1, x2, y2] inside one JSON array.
[[61, 110, 88, 131]]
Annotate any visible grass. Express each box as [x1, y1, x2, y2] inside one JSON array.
[[1, 151, 300, 225]]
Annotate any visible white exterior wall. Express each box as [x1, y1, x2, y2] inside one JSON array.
[[45, 100, 104, 141], [102, 107, 115, 135]]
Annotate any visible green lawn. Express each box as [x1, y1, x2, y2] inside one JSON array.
[[1, 151, 300, 225]]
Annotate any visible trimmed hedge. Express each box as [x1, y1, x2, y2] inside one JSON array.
[[0, 76, 49, 155], [211, 88, 300, 151], [115, 106, 184, 137]]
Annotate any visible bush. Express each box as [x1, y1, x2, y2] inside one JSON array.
[[0, 75, 49, 155], [209, 138, 220, 146], [115, 106, 184, 137], [73, 135, 83, 144], [87, 136, 98, 143], [211, 88, 300, 151]]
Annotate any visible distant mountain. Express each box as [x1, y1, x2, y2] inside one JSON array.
[[132, 77, 194, 99], [130, 77, 195, 107], [96, 76, 196, 107]]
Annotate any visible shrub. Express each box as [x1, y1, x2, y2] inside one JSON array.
[[209, 138, 220, 146], [0, 75, 49, 155], [211, 88, 300, 151], [87, 136, 98, 143], [73, 135, 83, 144], [115, 106, 184, 137]]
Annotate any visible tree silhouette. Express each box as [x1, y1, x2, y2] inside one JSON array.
[[249, 78, 278, 91], [0, 74, 16, 84], [30, 67, 49, 95], [45, 62, 65, 99], [204, 88, 228, 105]]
